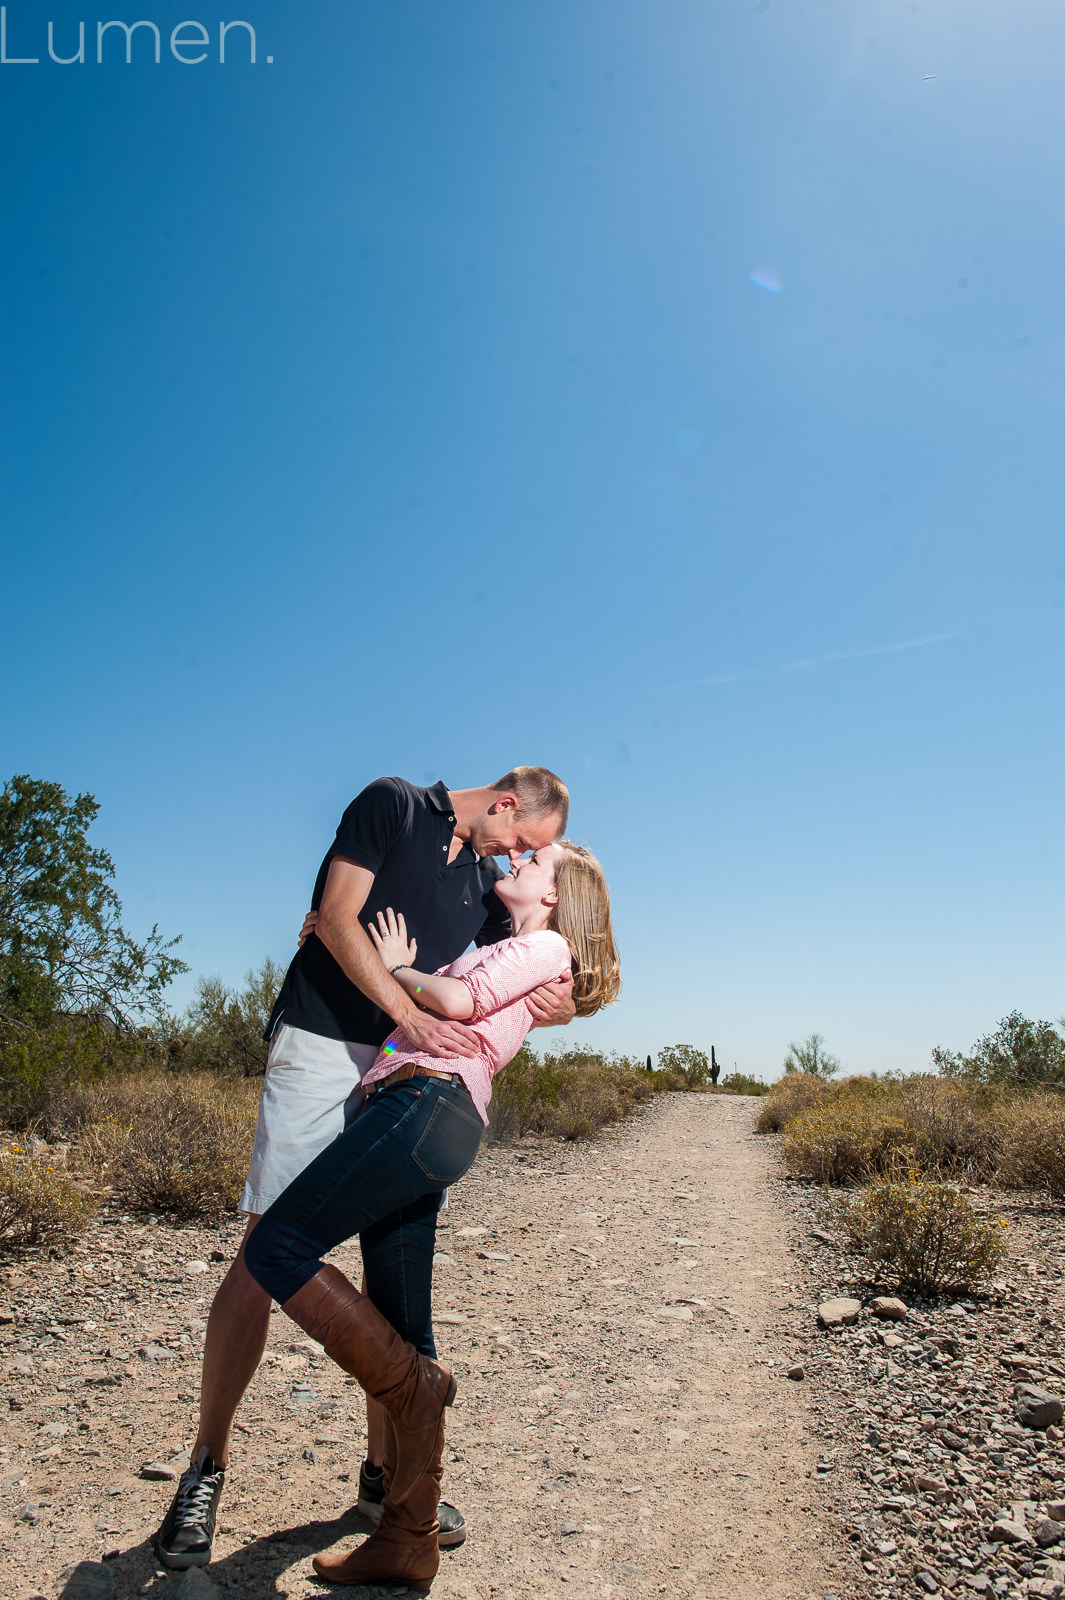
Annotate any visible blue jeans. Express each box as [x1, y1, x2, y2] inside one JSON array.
[[244, 1075, 484, 1357]]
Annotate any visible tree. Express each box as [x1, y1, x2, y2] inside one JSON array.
[[0, 774, 186, 1031], [932, 1011, 1065, 1088], [657, 1043, 711, 1089], [783, 1032, 841, 1079], [178, 959, 286, 1076]]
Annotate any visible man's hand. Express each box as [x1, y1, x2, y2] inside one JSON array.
[[297, 910, 318, 949], [400, 1008, 481, 1059], [526, 972, 576, 1029]]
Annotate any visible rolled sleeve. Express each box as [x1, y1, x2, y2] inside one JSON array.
[[456, 932, 570, 1019]]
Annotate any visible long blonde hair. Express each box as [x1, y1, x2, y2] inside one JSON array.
[[549, 840, 621, 1017]]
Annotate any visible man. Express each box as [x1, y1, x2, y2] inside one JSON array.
[[155, 767, 574, 1569]]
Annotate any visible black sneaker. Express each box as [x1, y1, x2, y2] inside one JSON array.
[[154, 1451, 226, 1569], [356, 1459, 467, 1549]]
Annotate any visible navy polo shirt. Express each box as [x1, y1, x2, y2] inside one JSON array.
[[266, 778, 512, 1047]]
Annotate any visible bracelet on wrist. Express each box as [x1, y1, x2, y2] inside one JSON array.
[[389, 963, 409, 976]]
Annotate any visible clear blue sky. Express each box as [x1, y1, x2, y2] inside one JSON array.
[[2, 0, 1062, 1077]]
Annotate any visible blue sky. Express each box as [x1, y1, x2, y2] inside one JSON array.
[[2, 0, 1062, 1078]]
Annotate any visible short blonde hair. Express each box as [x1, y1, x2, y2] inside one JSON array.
[[549, 841, 621, 1017], [491, 767, 570, 833]]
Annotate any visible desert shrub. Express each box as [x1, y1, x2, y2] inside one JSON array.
[[79, 1074, 259, 1218], [488, 1047, 664, 1143], [755, 1073, 829, 1133], [0, 1143, 96, 1253], [997, 1097, 1065, 1197], [175, 960, 284, 1077], [0, 1016, 157, 1133], [835, 1176, 1007, 1296], [717, 1072, 769, 1097], [895, 1077, 1005, 1179], [783, 1032, 841, 1079], [657, 1043, 711, 1089], [781, 1101, 915, 1185], [933, 1011, 1065, 1088]]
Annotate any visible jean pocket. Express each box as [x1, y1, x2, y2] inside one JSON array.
[[410, 1094, 483, 1185]]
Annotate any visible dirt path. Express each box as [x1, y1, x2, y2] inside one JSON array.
[[0, 1094, 836, 1600]]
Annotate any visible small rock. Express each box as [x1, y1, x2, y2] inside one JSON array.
[[883, 1333, 906, 1349], [1048, 1503, 1065, 1522], [870, 1296, 909, 1323], [209, 1249, 226, 1262], [560, 1521, 580, 1535], [1036, 1519, 1063, 1548], [915, 1574, 939, 1595], [58, 1563, 117, 1600], [138, 1343, 178, 1362], [989, 1519, 1031, 1545], [787, 1364, 805, 1380], [140, 1462, 179, 1481], [17, 1502, 39, 1524], [658, 1305, 693, 1320], [915, 1474, 949, 1493], [172, 1572, 220, 1600], [1016, 1386, 1065, 1431], [302, 1447, 319, 1464], [818, 1298, 861, 1328], [476, 1251, 514, 1261], [184, 1260, 209, 1276]]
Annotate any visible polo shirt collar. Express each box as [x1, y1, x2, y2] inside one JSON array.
[[426, 780, 485, 862], [426, 781, 454, 817]]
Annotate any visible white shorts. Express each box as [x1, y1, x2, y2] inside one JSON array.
[[239, 1023, 379, 1215]]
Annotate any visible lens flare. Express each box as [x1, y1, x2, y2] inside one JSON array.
[[748, 267, 782, 294]]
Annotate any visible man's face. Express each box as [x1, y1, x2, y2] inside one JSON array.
[[468, 795, 561, 862]]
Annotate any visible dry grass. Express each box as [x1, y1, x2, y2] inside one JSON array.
[[0, 1143, 96, 1252], [488, 1047, 665, 1143], [757, 1071, 1065, 1196], [997, 1097, 1065, 1197], [74, 1074, 260, 1218]]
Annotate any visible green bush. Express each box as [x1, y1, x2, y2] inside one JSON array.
[[0, 1016, 156, 1133], [656, 1044, 711, 1090], [174, 959, 284, 1077], [933, 1011, 1065, 1088], [0, 1143, 96, 1253], [717, 1072, 769, 1097], [834, 1177, 1008, 1296]]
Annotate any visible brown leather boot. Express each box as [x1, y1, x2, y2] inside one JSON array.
[[313, 1415, 442, 1590], [281, 1265, 455, 1503]]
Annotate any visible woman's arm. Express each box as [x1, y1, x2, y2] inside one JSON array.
[[367, 909, 474, 1021]]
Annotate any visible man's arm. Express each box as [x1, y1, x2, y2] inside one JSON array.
[[315, 858, 480, 1058]]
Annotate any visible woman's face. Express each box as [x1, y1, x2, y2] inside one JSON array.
[[494, 842, 565, 918]]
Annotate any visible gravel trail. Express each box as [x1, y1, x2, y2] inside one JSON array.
[[0, 1093, 834, 1600]]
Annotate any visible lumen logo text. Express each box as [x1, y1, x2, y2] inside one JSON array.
[[0, 6, 269, 64]]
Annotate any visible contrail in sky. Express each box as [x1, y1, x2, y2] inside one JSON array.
[[683, 631, 958, 689]]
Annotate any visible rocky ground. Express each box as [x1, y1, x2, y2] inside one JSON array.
[[783, 1189, 1065, 1600], [0, 1093, 1061, 1600]]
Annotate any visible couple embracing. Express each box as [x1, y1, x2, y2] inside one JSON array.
[[153, 766, 620, 1589]]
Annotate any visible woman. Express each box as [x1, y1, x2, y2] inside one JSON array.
[[244, 840, 619, 1589]]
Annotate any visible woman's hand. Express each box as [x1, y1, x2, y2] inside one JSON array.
[[367, 908, 418, 973], [297, 910, 318, 949]]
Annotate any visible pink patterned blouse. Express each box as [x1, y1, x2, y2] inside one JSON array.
[[360, 930, 572, 1125]]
